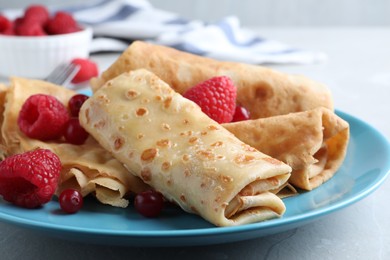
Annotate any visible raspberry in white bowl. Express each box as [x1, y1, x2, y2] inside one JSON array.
[[0, 5, 92, 79]]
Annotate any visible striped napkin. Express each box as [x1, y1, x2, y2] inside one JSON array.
[[6, 0, 327, 64]]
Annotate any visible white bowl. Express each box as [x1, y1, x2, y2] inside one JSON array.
[[0, 27, 93, 79]]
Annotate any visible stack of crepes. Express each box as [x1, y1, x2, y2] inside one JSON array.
[[90, 41, 350, 191]]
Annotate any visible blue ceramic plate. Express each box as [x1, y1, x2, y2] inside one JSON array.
[[0, 111, 389, 247]]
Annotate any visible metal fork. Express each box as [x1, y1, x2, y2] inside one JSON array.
[[45, 63, 80, 87]]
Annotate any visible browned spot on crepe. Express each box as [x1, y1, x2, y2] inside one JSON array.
[[141, 148, 158, 162]]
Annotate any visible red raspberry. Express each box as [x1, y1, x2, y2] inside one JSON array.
[[15, 21, 47, 36], [14, 17, 24, 28], [183, 76, 237, 123], [71, 58, 99, 84], [18, 94, 70, 141], [45, 11, 80, 35], [0, 149, 61, 208], [0, 15, 13, 34], [2, 23, 15, 35], [24, 5, 50, 26]]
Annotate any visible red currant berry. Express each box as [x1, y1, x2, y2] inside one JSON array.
[[68, 94, 89, 117], [63, 118, 89, 145], [134, 190, 164, 218], [231, 105, 250, 122], [59, 189, 83, 214]]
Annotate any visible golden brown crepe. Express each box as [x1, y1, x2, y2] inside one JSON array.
[[223, 107, 350, 190], [0, 83, 8, 160], [1, 77, 149, 207], [273, 182, 297, 198], [80, 69, 293, 226], [91, 41, 334, 119]]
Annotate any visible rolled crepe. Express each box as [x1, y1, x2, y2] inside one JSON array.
[[91, 41, 334, 119], [80, 69, 292, 226], [1, 77, 149, 207], [223, 107, 350, 190]]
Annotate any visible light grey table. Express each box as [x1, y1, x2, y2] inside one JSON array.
[[0, 27, 389, 260]]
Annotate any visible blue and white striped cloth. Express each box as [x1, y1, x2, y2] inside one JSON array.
[[4, 0, 327, 64]]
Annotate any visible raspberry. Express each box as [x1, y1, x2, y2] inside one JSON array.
[[45, 11, 80, 35], [12, 5, 50, 36], [24, 5, 50, 26], [0, 15, 13, 34], [183, 76, 237, 123], [18, 94, 70, 141], [71, 58, 99, 84], [2, 23, 15, 35], [2, 28, 15, 35], [15, 21, 46, 36], [14, 17, 24, 28], [0, 149, 61, 208]]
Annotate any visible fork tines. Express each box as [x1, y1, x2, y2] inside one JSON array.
[[46, 63, 80, 86]]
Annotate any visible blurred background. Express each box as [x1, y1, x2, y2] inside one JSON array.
[[1, 0, 390, 27], [152, 0, 390, 27]]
